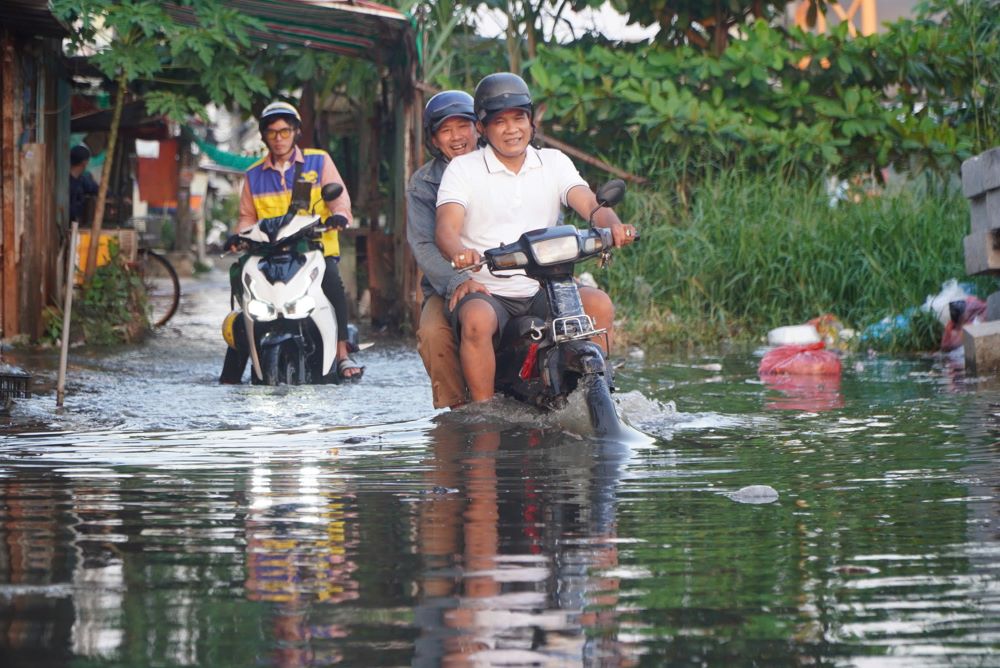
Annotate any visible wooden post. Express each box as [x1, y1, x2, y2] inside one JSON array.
[[56, 222, 78, 407], [1, 30, 17, 337], [84, 72, 127, 282], [175, 132, 194, 252]]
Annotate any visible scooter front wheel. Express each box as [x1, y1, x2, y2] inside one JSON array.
[[260, 343, 301, 385], [280, 349, 300, 384], [582, 373, 623, 438]]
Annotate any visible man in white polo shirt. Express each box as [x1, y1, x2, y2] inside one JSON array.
[[435, 72, 638, 403]]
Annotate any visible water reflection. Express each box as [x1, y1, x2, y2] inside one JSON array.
[[761, 373, 844, 412], [1, 348, 999, 667], [245, 465, 359, 667], [413, 420, 637, 666]]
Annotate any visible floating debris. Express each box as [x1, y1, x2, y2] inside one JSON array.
[[727, 485, 780, 504]]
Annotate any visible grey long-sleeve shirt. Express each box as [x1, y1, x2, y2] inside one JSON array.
[[406, 158, 469, 300]]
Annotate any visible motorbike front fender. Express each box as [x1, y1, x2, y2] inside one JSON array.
[[309, 303, 338, 377]]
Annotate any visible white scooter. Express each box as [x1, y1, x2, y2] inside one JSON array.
[[226, 183, 350, 385]]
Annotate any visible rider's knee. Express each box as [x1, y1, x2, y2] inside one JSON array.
[[459, 301, 498, 341], [581, 287, 614, 321]]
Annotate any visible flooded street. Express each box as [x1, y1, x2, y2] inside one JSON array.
[[1, 270, 999, 666]]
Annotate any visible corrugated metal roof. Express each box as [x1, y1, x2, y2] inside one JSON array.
[[0, 0, 69, 37], [168, 0, 414, 74]]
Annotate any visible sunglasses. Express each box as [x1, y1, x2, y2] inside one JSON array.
[[263, 127, 294, 140]]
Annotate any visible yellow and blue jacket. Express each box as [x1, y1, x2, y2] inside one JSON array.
[[244, 148, 344, 257]]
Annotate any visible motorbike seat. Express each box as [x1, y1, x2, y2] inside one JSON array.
[[500, 315, 546, 349]]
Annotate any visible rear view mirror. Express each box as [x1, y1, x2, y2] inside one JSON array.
[[596, 179, 626, 208], [321, 183, 344, 202]]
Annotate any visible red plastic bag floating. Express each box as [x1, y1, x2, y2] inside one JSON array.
[[758, 342, 842, 376], [759, 342, 843, 411]]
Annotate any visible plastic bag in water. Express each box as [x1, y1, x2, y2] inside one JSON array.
[[759, 342, 842, 376]]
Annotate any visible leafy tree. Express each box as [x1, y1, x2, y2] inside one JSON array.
[[51, 0, 269, 280], [612, 0, 797, 53], [529, 10, 993, 182]]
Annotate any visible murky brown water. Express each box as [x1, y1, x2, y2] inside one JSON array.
[[1, 271, 998, 666]]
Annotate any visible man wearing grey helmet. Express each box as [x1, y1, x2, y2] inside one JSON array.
[[435, 73, 638, 404]]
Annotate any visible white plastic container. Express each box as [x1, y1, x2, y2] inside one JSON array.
[[767, 324, 821, 347]]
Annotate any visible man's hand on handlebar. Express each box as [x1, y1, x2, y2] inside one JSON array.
[[223, 233, 243, 253], [608, 222, 639, 248], [326, 213, 349, 230], [450, 248, 482, 270]]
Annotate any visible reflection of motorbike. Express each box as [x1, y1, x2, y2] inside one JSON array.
[[475, 180, 633, 437], [414, 422, 633, 665], [225, 183, 355, 385]]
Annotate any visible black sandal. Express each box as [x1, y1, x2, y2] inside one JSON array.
[[337, 357, 365, 382]]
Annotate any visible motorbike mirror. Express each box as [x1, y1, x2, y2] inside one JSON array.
[[596, 179, 626, 208], [321, 183, 344, 202], [588, 179, 627, 225]]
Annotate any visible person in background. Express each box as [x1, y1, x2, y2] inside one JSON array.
[[406, 91, 480, 409], [220, 101, 363, 383], [69, 144, 98, 224]]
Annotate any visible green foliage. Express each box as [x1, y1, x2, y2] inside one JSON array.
[[41, 306, 64, 347], [611, 0, 795, 52], [78, 245, 148, 344], [529, 3, 998, 181], [158, 219, 176, 252], [882, 0, 1000, 154], [601, 167, 993, 350], [208, 194, 239, 228], [51, 0, 270, 120]]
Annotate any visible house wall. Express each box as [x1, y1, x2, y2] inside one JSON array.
[[0, 28, 70, 341]]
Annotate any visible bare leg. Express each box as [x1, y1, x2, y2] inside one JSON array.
[[580, 286, 615, 353], [458, 299, 499, 402]]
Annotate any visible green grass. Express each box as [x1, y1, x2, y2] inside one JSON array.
[[595, 167, 995, 351]]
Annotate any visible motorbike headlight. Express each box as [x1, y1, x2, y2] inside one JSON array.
[[530, 235, 579, 265], [284, 295, 316, 319], [247, 299, 277, 321], [492, 251, 529, 269]]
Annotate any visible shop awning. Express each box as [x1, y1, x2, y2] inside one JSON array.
[[168, 0, 415, 77], [0, 0, 69, 37]]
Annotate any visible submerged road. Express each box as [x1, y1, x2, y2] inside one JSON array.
[[5, 269, 444, 433]]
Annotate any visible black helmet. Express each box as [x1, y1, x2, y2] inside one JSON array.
[[423, 91, 476, 157], [473, 73, 533, 123]]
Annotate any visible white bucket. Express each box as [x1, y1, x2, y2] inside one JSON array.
[[767, 324, 821, 346]]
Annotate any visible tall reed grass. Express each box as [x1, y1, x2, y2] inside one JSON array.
[[598, 168, 994, 350]]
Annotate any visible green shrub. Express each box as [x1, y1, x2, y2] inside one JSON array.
[[599, 168, 994, 350], [78, 245, 149, 344]]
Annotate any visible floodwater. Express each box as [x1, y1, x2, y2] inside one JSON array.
[[1, 271, 998, 667]]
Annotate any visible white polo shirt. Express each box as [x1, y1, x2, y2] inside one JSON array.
[[437, 144, 588, 298]]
